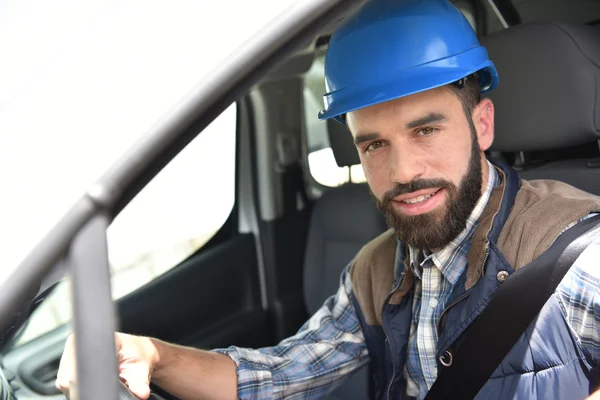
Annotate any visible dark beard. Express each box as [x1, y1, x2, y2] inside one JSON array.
[[373, 128, 482, 250]]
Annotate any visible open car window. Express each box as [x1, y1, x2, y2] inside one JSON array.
[[0, 0, 297, 286], [14, 104, 236, 347]]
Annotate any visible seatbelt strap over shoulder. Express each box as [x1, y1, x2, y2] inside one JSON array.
[[425, 214, 600, 400]]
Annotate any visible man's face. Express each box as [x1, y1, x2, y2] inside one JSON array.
[[346, 87, 494, 250]]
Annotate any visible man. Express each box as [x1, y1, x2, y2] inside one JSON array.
[[56, 0, 600, 399]]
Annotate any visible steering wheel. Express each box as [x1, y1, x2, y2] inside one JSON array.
[[118, 380, 167, 400]]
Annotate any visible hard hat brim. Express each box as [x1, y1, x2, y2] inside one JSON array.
[[319, 50, 498, 123]]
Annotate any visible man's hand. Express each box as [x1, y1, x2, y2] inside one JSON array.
[[55, 331, 238, 400], [55, 332, 158, 399]]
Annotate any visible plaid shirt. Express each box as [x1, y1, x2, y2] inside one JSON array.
[[403, 161, 499, 398], [216, 161, 600, 399], [216, 267, 370, 399]]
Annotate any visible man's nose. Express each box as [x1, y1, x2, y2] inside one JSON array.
[[389, 144, 424, 185]]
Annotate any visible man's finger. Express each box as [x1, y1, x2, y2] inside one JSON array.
[[56, 335, 76, 394], [126, 381, 151, 400], [120, 361, 152, 400]]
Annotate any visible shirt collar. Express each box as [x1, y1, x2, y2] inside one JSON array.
[[408, 160, 500, 284]]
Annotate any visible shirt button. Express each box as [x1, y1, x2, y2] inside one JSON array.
[[429, 298, 438, 308], [497, 271, 510, 283]]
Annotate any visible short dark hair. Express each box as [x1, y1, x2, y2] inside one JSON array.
[[448, 73, 481, 118]]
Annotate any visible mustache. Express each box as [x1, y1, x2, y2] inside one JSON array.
[[382, 179, 454, 202]]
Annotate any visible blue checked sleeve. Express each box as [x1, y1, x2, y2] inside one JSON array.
[[214, 264, 369, 400], [556, 235, 600, 364]]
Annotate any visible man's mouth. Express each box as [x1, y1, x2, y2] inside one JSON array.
[[392, 188, 445, 216], [400, 189, 441, 204]]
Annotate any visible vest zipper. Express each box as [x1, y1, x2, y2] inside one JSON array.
[[382, 322, 396, 400], [479, 247, 490, 279], [382, 280, 402, 400]]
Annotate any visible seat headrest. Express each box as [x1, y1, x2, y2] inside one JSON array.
[[327, 119, 360, 167], [482, 22, 600, 152]]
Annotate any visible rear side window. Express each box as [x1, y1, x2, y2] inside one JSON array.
[[15, 105, 237, 345], [303, 54, 366, 188]]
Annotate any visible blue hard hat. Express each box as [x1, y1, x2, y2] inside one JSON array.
[[318, 0, 499, 122]]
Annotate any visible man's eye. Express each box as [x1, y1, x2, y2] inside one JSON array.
[[417, 127, 436, 136], [366, 141, 385, 152]]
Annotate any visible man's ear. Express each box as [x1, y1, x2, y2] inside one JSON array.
[[473, 98, 494, 151]]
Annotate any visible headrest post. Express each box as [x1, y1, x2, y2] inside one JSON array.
[[587, 140, 600, 169], [513, 151, 531, 171]]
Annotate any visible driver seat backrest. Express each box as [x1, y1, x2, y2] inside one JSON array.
[[482, 22, 600, 193], [303, 119, 386, 400]]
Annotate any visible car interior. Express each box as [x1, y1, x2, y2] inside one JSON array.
[[2, 0, 600, 399]]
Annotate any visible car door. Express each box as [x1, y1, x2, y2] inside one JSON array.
[[1, 103, 273, 399]]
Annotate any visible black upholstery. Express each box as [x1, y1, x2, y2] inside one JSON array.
[[303, 122, 386, 400], [483, 22, 600, 152], [482, 22, 600, 195], [517, 159, 600, 194], [303, 183, 386, 313], [304, 120, 386, 312]]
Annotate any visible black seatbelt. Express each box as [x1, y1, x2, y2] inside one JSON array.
[[425, 214, 600, 400]]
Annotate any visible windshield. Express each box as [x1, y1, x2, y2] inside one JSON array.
[[0, 0, 296, 284]]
